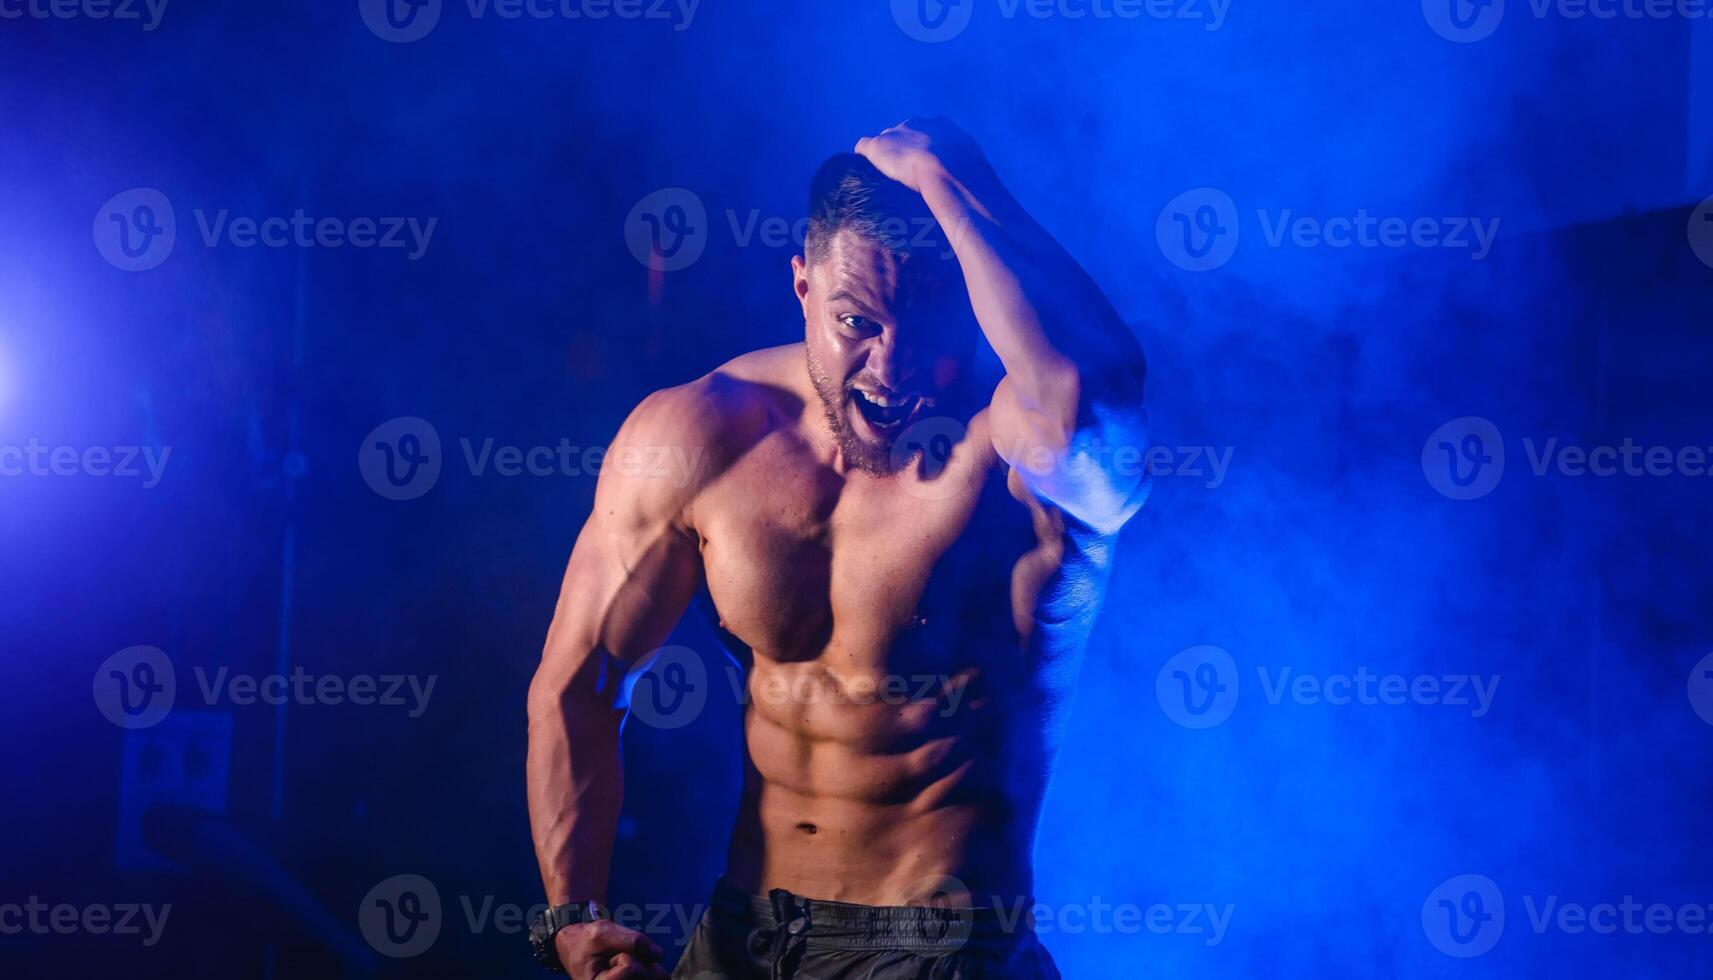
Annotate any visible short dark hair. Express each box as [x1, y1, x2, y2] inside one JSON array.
[[804, 153, 939, 263]]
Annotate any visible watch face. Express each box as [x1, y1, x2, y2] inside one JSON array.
[[529, 912, 560, 971]]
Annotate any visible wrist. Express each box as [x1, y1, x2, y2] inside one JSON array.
[[909, 150, 954, 195], [530, 900, 610, 973]]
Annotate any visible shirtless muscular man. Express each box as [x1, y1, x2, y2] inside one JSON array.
[[527, 117, 1149, 979]]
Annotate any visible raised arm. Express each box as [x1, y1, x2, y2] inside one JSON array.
[[856, 118, 1150, 532], [526, 386, 711, 979]]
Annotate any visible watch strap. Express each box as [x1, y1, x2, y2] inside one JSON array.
[[530, 901, 611, 972]]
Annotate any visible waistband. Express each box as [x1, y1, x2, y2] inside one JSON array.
[[707, 876, 1039, 952]]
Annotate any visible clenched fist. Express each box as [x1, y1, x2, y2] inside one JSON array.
[[556, 919, 669, 979], [853, 116, 985, 193]]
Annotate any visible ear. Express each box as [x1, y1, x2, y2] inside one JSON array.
[[791, 254, 811, 318]]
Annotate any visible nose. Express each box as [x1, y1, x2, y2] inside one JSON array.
[[866, 326, 919, 392]]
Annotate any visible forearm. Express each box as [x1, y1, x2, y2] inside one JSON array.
[[876, 130, 1148, 525], [915, 155, 1144, 407], [527, 658, 627, 904]]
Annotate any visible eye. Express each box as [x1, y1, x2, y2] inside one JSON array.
[[838, 314, 880, 336]]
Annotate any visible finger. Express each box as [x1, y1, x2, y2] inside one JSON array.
[[611, 951, 671, 977], [625, 929, 665, 961], [576, 952, 616, 980], [593, 953, 654, 980], [593, 920, 663, 961]]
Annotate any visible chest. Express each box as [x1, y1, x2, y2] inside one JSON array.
[[693, 432, 1045, 667]]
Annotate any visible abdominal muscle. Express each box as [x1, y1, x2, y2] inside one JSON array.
[[721, 653, 1043, 908]]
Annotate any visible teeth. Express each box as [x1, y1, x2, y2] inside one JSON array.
[[857, 391, 917, 408]]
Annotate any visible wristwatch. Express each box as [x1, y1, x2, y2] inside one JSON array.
[[529, 900, 611, 973]]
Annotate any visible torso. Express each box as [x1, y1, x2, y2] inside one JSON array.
[[685, 345, 1112, 907]]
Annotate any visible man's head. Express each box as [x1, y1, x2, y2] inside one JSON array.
[[794, 154, 978, 476]]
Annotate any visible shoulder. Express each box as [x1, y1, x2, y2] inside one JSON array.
[[608, 343, 804, 495], [623, 344, 800, 443]]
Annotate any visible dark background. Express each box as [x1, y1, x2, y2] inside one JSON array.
[[1, 1, 1710, 976]]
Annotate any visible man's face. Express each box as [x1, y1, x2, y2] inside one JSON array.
[[794, 228, 976, 476]]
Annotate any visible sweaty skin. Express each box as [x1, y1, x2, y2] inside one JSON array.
[[527, 118, 1148, 979]]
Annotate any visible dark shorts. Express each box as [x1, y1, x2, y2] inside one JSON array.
[[671, 878, 1061, 980]]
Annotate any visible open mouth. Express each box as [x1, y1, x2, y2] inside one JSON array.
[[849, 388, 924, 434]]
